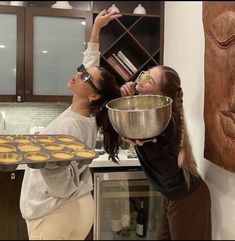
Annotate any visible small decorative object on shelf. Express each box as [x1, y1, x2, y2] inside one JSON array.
[[108, 4, 120, 13], [51, 1, 73, 9], [133, 4, 146, 15], [10, 1, 25, 6]]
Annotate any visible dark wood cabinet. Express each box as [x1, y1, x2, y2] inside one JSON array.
[[0, 1, 164, 101], [0, 170, 28, 240], [0, 4, 91, 103]]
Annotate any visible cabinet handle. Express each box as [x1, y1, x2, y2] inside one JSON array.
[[11, 173, 16, 180], [17, 96, 22, 102]]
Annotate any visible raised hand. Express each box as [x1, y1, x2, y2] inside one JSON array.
[[120, 82, 137, 96], [93, 9, 122, 30], [90, 10, 122, 43]]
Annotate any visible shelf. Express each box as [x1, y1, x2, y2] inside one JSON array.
[[92, 13, 126, 55], [99, 57, 129, 85], [152, 49, 161, 64], [141, 58, 159, 69], [103, 34, 149, 71], [92, 1, 162, 16], [91, 1, 163, 88], [129, 16, 161, 55], [102, 191, 161, 198], [101, 180, 150, 187], [93, 11, 161, 18], [116, 15, 142, 29]]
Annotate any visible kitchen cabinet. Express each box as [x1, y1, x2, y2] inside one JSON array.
[[0, 4, 91, 102], [0, 170, 28, 240], [0, 1, 164, 102]]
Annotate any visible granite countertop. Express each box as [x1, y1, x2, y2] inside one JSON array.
[[16, 149, 140, 170]]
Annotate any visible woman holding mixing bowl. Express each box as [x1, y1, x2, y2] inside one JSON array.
[[120, 67, 212, 240]]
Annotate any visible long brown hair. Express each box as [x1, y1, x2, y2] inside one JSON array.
[[90, 66, 121, 163], [157, 65, 200, 188]]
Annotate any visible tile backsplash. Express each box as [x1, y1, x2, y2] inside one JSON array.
[[0, 102, 70, 134]]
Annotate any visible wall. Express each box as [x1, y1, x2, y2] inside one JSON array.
[[164, 2, 235, 240], [0, 102, 69, 134]]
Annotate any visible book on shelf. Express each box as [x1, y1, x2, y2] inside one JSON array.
[[110, 56, 131, 81], [107, 56, 130, 81], [110, 55, 133, 79], [117, 51, 138, 73], [112, 53, 134, 76]]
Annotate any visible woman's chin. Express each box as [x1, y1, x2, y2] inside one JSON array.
[[67, 82, 73, 90]]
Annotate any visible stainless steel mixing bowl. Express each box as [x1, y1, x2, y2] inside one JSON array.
[[106, 95, 173, 139]]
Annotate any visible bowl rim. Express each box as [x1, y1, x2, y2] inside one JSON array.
[[106, 94, 173, 112]]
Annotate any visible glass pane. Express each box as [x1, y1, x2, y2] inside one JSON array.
[[98, 177, 162, 240], [0, 14, 17, 95], [33, 16, 86, 96]]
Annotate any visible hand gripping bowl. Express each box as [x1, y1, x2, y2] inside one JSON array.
[[106, 95, 173, 140]]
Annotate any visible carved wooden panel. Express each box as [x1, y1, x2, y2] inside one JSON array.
[[203, 2, 235, 171]]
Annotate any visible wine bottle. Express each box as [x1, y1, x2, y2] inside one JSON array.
[[136, 200, 146, 237], [110, 199, 122, 237], [121, 199, 131, 237]]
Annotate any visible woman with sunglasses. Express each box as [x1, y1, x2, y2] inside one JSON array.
[[20, 10, 122, 240], [120, 67, 212, 240]]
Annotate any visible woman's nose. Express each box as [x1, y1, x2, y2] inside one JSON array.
[[75, 72, 82, 78]]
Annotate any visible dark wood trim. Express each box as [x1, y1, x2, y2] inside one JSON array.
[[0, 96, 17, 102], [24, 7, 33, 101], [16, 7, 25, 102], [160, 1, 165, 65]]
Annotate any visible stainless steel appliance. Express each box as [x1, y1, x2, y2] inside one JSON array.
[[94, 170, 163, 240]]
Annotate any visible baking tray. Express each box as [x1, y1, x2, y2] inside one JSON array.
[[0, 134, 99, 171]]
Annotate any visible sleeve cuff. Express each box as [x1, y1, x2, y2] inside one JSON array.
[[87, 42, 100, 51]]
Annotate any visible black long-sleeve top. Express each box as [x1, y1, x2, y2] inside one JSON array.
[[135, 119, 202, 200]]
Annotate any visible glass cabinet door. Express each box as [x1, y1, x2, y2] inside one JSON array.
[[25, 8, 90, 102], [94, 171, 163, 240], [0, 6, 24, 102], [0, 13, 16, 95]]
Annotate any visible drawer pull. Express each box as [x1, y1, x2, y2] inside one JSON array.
[[11, 173, 16, 180]]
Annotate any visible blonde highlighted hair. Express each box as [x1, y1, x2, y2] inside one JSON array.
[[157, 65, 200, 188]]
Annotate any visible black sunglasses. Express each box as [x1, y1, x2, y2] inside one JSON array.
[[77, 64, 102, 94]]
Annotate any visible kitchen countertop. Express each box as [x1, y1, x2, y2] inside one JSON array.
[[16, 149, 140, 170]]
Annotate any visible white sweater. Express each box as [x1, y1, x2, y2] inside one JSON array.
[[20, 42, 100, 220]]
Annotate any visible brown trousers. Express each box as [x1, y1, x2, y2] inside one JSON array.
[[157, 180, 212, 240]]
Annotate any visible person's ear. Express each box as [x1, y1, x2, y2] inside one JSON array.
[[89, 93, 100, 103]]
